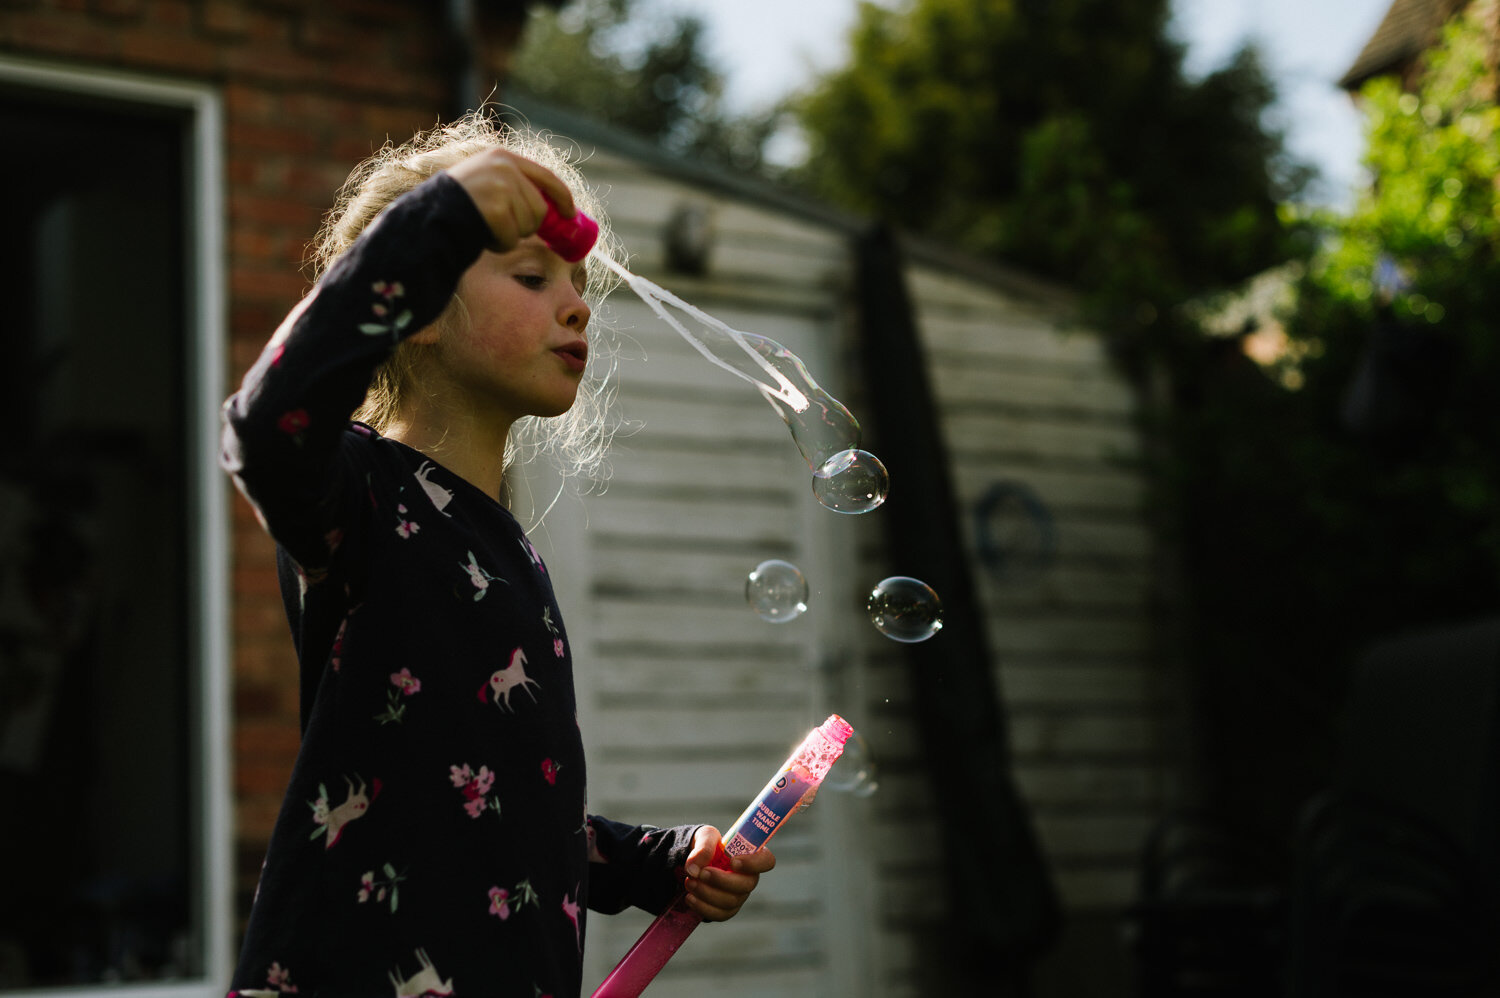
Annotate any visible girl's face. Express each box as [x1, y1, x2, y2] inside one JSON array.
[[435, 237, 592, 424]]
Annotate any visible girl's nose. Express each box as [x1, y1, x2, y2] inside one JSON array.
[[560, 290, 590, 331]]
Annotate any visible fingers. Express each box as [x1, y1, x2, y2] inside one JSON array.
[[730, 847, 777, 875], [515, 156, 576, 218], [682, 854, 771, 921], [445, 147, 574, 252], [681, 833, 776, 923], [685, 825, 725, 876]]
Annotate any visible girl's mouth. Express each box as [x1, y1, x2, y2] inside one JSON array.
[[554, 341, 588, 373]]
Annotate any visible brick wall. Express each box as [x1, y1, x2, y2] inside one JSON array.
[[0, 0, 489, 922]]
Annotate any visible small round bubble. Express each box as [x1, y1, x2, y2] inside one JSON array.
[[745, 559, 809, 623], [825, 730, 880, 797], [812, 449, 889, 514], [866, 576, 943, 642]]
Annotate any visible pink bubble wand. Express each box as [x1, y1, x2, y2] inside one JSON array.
[[590, 714, 855, 998]]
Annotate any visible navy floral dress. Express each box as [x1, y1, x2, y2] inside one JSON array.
[[221, 173, 696, 998]]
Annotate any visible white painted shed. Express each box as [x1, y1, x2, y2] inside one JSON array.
[[509, 105, 1171, 998]]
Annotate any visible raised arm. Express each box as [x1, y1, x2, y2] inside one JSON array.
[[221, 151, 575, 575]]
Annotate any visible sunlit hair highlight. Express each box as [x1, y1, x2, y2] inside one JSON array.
[[313, 109, 626, 497]]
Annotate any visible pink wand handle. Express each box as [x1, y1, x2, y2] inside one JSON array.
[[537, 199, 599, 262], [591, 715, 853, 998]]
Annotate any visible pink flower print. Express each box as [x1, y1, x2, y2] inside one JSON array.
[[519, 536, 545, 572], [461, 550, 504, 600], [542, 607, 563, 657], [360, 281, 412, 340], [391, 668, 421, 695], [277, 409, 310, 442], [357, 864, 405, 913], [452, 762, 499, 818], [310, 791, 330, 827], [330, 616, 348, 672], [394, 503, 420, 539], [541, 758, 560, 785], [488, 878, 539, 921]]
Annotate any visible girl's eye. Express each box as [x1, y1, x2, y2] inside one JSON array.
[[515, 274, 548, 290]]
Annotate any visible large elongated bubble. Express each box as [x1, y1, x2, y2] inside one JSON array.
[[595, 253, 888, 513]]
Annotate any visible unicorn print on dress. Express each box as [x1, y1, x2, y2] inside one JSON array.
[[478, 647, 540, 711], [310, 775, 380, 848], [562, 885, 582, 951], [414, 461, 454, 516], [388, 948, 453, 997]]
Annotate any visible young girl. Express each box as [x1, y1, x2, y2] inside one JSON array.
[[221, 113, 774, 998]]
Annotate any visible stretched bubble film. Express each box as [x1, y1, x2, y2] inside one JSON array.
[[594, 252, 889, 513]]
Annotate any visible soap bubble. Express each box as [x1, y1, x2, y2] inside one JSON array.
[[866, 576, 943, 642], [745, 559, 809, 623], [812, 449, 889, 514], [825, 730, 880, 797]]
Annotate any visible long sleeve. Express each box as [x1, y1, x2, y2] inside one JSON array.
[[220, 173, 492, 577], [586, 817, 702, 916]]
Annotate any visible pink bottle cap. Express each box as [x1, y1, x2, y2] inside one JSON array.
[[537, 199, 599, 262], [820, 714, 854, 747]]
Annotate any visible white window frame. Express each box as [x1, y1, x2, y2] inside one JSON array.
[[0, 55, 232, 998]]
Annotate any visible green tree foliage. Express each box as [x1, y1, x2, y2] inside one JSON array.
[[1282, 5, 1500, 632], [794, 0, 1307, 358], [509, 0, 781, 171], [1169, 6, 1500, 834]]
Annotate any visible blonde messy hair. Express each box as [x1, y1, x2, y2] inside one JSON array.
[[313, 110, 625, 493]]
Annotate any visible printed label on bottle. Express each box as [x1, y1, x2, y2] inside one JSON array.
[[723, 768, 810, 855]]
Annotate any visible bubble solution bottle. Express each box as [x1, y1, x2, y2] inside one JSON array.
[[591, 714, 855, 998]]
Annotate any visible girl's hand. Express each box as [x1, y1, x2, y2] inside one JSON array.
[[445, 148, 577, 253], [681, 825, 776, 922]]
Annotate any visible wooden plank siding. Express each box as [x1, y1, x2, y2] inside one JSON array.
[[903, 259, 1171, 919], [516, 147, 1166, 997]]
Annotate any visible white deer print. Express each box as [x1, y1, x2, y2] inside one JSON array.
[[414, 461, 454, 516], [478, 647, 540, 712], [323, 775, 377, 849], [388, 948, 453, 997]]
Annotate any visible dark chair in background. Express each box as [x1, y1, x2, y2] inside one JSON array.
[[1125, 811, 1289, 997], [1285, 617, 1500, 997], [1130, 617, 1500, 997], [1285, 791, 1491, 997]]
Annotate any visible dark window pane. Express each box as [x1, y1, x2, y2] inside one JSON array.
[[0, 89, 194, 988]]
